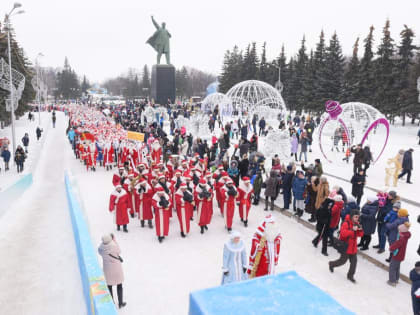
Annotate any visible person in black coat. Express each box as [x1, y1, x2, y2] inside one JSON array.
[[358, 196, 379, 250], [22, 133, 29, 153], [350, 170, 366, 206], [281, 165, 294, 210], [398, 148, 414, 184], [362, 146, 373, 175], [409, 262, 420, 315], [312, 198, 335, 256], [350, 144, 365, 174], [258, 117, 266, 136], [373, 192, 399, 253], [238, 154, 249, 178]]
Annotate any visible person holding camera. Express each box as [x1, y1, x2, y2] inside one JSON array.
[[328, 210, 364, 283], [98, 233, 126, 309], [152, 186, 171, 243]]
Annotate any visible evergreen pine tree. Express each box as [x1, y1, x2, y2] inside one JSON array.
[[374, 19, 397, 114], [321, 32, 345, 102], [303, 50, 317, 112], [313, 30, 327, 108], [141, 65, 151, 96], [258, 42, 269, 82], [359, 26, 376, 104], [396, 25, 418, 125], [341, 37, 360, 102], [293, 36, 309, 112]]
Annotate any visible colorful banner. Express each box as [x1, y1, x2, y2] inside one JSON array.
[[127, 131, 144, 142]]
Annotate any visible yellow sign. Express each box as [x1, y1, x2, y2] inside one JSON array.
[[127, 131, 144, 142]]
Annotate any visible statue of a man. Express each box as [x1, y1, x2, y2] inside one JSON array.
[[146, 16, 171, 65]]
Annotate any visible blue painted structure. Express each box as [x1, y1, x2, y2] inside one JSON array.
[[0, 173, 33, 217], [189, 271, 354, 315], [64, 172, 117, 315]]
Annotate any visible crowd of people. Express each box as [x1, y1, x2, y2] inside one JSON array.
[[64, 101, 419, 313]]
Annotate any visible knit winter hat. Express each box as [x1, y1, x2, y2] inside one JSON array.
[[334, 195, 343, 202], [388, 191, 397, 198], [415, 261, 420, 268], [102, 234, 112, 245], [398, 208, 409, 217], [398, 222, 410, 233], [392, 201, 401, 210]]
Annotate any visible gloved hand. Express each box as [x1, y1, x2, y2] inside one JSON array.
[[223, 271, 229, 276]]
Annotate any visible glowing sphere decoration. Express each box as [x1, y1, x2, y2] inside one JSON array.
[[226, 80, 287, 117], [201, 93, 232, 118], [318, 101, 390, 164]]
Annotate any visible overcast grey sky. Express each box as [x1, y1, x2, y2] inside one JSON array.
[[2, 0, 420, 83]]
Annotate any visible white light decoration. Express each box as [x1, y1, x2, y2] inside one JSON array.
[[0, 57, 25, 110], [262, 128, 291, 163], [318, 101, 389, 164], [226, 80, 287, 117], [201, 92, 233, 118]]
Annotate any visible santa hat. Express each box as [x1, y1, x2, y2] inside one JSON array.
[[128, 173, 134, 178], [242, 177, 250, 183], [255, 215, 276, 237], [218, 165, 224, 169], [181, 160, 188, 165], [205, 172, 212, 177], [184, 175, 192, 181], [199, 159, 205, 164], [158, 174, 166, 180], [115, 185, 122, 189], [175, 170, 182, 175], [221, 171, 229, 178], [199, 178, 206, 185], [179, 183, 187, 189], [119, 166, 124, 170]]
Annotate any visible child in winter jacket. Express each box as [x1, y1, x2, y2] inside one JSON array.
[[388, 222, 411, 286], [385, 208, 410, 263]]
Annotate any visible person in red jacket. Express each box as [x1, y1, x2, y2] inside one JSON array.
[[195, 179, 213, 234], [327, 194, 344, 246], [112, 167, 125, 187], [328, 210, 364, 283], [152, 186, 172, 243], [136, 178, 154, 229], [220, 179, 238, 232], [388, 222, 411, 286]]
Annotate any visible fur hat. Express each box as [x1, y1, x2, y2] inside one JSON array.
[[334, 194, 343, 202], [102, 234, 112, 245], [393, 201, 401, 210], [398, 208, 409, 217]]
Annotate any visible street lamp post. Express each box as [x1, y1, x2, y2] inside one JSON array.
[[5, 2, 24, 161], [35, 53, 44, 125]]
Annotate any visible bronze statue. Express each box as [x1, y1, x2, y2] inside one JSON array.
[[146, 16, 171, 65]]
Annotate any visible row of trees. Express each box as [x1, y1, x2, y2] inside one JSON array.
[[219, 20, 420, 124], [103, 65, 216, 100], [0, 25, 35, 123]]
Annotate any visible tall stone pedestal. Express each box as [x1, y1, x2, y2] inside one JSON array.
[[151, 64, 176, 105]]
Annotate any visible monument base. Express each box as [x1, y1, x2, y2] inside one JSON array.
[[151, 64, 176, 105]]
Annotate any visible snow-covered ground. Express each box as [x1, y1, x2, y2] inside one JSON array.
[[0, 111, 51, 191], [1, 111, 418, 315], [70, 119, 419, 315], [0, 112, 85, 315]]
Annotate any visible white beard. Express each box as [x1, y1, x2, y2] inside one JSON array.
[[265, 223, 279, 242]]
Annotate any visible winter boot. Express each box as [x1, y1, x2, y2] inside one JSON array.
[[117, 225, 120, 231], [204, 225, 208, 230], [158, 236, 163, 243], [141, 220, 145, 228], [130, 212, 135, 218], [264, 199, 269, 211], [227, 227, 232, 232], [372, 244, 380, 249], [240, 218, 243, 222], [200, 226, 205, 234], [385, 253, 392, 263], [117, 284, 126, 308], [328, 262, 334, 273], [123, 225, 128, 233], [308, 214, 316, 222], [181, 232, 186, 238], [148, 220, 153, 229], [244, 220, 248, 227], [347, 276, 356, 283]]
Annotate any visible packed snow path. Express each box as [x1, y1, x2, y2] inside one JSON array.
[[0, 112, 85, 315]]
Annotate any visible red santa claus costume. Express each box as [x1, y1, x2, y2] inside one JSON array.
[[248, 215, 282, 278], [237, 177, 254, 227], [194, 179, 213, 234], [151, 139, 162, 164], [220, 179, 238, 232], [175, 183, 194, 237], [122, 173, 135, 217], [216, 171, 230, 213], [152, 186, 172, 242], [204, 172, 215, 189], [103, 143, 114, 170], [136, 178, 154, 228], [109, 185, 130, 232]]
